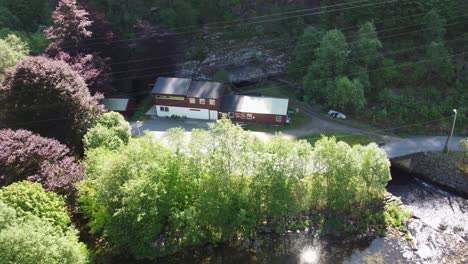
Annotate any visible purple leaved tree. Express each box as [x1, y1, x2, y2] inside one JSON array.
[[0, 56, 104, 151], [45, 0, 114, 95], [0, 129, 84, 195]]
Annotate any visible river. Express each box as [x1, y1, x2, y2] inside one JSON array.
[[108, 167, 468, 264]]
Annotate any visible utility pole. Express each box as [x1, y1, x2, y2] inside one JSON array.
[[443, 109, 457, 154]]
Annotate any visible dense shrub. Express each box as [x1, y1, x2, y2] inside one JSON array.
[[0, 183, 89, 264], [0, 129, 84, 194], [0, 181, 71, 230], [0, 34, 29, 73], [83, 111, 131, 151]]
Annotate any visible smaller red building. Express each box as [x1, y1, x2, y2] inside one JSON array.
[[220, 95, 289, 125]]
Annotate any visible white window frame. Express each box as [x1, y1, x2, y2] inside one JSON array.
[[189, 98, 196, 104], [199, 98, 205, 105], [276, 115, 282, 122], [247, 114, 253, 120], [209, 99, 216, 105], [160, 106, 169, 112]]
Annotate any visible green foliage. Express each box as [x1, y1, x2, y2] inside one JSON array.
[[288, 26, 323, 80], [384, 203, 412, 232], [81, 120, 391, 258], [0, 181, 71, 231], [0, 0, 51, 31], [0, 34, 29, 73], [159, 1, 198, 29], [0, 217, 89, 264], [84, 111, 131, 151], [0, 7, 23, 29], [0, 29, 48, 55], [310, 137, 390, 211], [302, 133, 379, 146], [129, 96, 153, 122], [214, 68, 230, 83], [330, 77, 366, 111], [303, 29, 349, 100], [352, 22, 382, 68], [0, 183, 89, 264], [422, 10, 446, 42]]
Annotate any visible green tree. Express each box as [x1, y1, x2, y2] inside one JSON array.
[[0, 34, 29, 73], [330, 77, 366, 111], [424, 41, 454, 84], [352, 22, 382, 69], [1, 0, 50, 31], [303, 29, 349, 101], [83, 111, 131, 151], [422, 10, 446, 42], [288, 26, 323, 80]]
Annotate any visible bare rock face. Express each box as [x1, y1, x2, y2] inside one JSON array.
[[176, 37, 288, 84]]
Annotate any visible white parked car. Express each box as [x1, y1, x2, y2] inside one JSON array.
[[328, 110, 347, 120]]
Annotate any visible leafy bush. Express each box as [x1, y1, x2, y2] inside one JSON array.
[[0, 129, 84, 194], [0, 34, 29, 73], [0, 217, 89, 264], [84, 112, 131, 151], [0, 183, 89, 264], [0, 181, 71, 231], [0, 182, 89, 263]]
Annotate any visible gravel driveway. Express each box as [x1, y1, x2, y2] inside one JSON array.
[[132, 117, 465, 159]]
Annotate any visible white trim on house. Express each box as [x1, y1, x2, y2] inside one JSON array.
[[155, 105, 216, 120]]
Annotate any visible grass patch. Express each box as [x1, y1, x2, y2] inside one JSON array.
[[245, 111, 309, 132], [129, 96, 153, 122], [384, 203, 412, 233], [302, 132, 381, 146]]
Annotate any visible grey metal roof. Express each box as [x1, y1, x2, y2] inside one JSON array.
[[102, 98, 129, 112], [151, 77, 192, 96], [220, 95, 289, 115], [186, 81, 224, 99]]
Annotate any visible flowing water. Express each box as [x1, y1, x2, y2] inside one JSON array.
[[109, 167, 468, 264]]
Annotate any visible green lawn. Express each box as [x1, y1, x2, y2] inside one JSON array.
[[301, 132, 381, 146]]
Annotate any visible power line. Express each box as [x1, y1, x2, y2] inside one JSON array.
[[103, 18, 468, 77], [9, 16, 462, 81], [103, 5, 462, 68], [60, 0, 397, 50], [0, 51, 464, 114], [65, 0, 375, 45]]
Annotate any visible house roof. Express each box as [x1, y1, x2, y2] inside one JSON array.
[[102, 98, 129, 112], [220, 95, 289, 116], [186, 81, 224, 99], [151, 77, 192, 96]]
